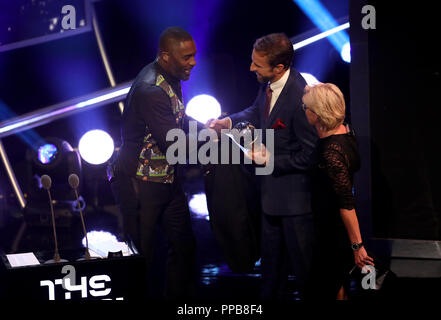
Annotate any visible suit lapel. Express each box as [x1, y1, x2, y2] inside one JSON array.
[[265, 70, 293, 128]]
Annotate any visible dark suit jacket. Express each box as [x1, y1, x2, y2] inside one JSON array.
[[229, 68, 318, 216], [204, 162, 261, 273]]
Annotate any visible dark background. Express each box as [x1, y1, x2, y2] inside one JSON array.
[[367, 1, 441, 240]]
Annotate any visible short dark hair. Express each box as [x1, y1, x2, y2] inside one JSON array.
[[253, 33, 293, 69], [158, 27, 194, 52]]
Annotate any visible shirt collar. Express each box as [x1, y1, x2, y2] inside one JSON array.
[[269, 68, 290, 92], [154, 61, 182, 99]]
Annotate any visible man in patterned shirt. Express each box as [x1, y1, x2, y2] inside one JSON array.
[[110, 27, 197, 299]]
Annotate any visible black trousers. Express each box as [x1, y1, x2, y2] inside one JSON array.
[[261, 213, 314, 300], [111, 174, 196, 300]]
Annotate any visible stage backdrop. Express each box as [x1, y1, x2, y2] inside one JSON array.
[[350, 0, 441, 241]]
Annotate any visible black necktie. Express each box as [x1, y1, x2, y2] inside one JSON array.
[[263, 84, 273, 119]]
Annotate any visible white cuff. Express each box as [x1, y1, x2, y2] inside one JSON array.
[[226, 117, 232, 130]]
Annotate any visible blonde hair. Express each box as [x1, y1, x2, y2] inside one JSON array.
[[303, 83, 346, 131]]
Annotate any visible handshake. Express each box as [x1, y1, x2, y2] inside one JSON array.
[[204, 117, 271, 167], [204, 117, 232, 133]]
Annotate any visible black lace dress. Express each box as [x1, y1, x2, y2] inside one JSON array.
[[309, 125, 360, 299]]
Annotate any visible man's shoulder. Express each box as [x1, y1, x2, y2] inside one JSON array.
[[288, 67, 306, 87], [132, 81, 166, 101], [128, 72, 168, 107], [130, 62, 164, 96], [133, 62, 157, 86], [280, 68, 306, 98]]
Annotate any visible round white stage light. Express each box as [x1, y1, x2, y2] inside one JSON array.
[[185, 94, 221, 124], [78, 129, 114, 165]]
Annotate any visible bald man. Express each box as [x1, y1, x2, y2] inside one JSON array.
[[110, 27, 197, 299]]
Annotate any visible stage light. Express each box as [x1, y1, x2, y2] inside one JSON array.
[[201, 264, 220, 285], [185, 94, 221, 124], [82, 230, 136, 257], [25, 137, 83, 235], [37, 143, 58, 164], [78, 129, 114, 165], [82, 230, 118, 248], [28, 137, 81, 200], [31, 137, 80, 172], [293, 0, 350, 60], [189, 193, 209, 220], [300, 73, 320, 86], [340, 42, 351, 63], [293, 23, 350, 51]]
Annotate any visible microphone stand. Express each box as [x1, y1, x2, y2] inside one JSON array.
[[45, 188, 68, 264], [74, 187, 91, 260]]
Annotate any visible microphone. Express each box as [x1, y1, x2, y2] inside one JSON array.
[[42, 175, 67, 263], [41, 174, 52, 190], [69, 173, 91, 260]]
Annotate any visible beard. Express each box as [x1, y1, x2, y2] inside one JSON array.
[[168, 62, 192, 81], [255, 72, 271, 84], [177, 68, 192, 81], [180, 72, 190, 81]]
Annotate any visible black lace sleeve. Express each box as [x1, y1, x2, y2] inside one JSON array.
[[322, 142, 356, 210]]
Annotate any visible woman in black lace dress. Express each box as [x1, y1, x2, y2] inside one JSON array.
[[301, 83, 374, 300]]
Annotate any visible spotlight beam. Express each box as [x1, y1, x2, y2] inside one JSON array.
[[0, 81, 132, 139], [293, 22, 350, 51], [292, 0, 350, 53]]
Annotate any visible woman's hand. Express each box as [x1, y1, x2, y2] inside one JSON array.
[[353, 247, 375, 269]]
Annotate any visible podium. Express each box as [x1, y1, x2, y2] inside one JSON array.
[[0, 250, 146, 301]]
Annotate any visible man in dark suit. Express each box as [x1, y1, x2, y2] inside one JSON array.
[[110, 27, 198, 299], [209, 33, 318, 299]]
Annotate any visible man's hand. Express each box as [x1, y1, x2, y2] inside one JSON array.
[[245, 143, 271, 166], [205, 118, 231, 134]]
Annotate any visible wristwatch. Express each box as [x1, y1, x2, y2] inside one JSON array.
[[351, 242, 364, 250]]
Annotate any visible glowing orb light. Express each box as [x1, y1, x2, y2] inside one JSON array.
[[78, 129, 114, 165], [186, 94, 221, 124]]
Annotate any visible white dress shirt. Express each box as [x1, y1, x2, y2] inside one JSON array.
[[267, 68, 290, 115], [225, 68, 290, 129]]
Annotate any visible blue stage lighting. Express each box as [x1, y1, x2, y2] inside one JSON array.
[[78, 129, 114, 165], [0, 100, 43, 147], [293, 0, 350, 62], [186, 94, 221, 124], [340, 42, 351, 63], [37, 143, 58, 164]]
